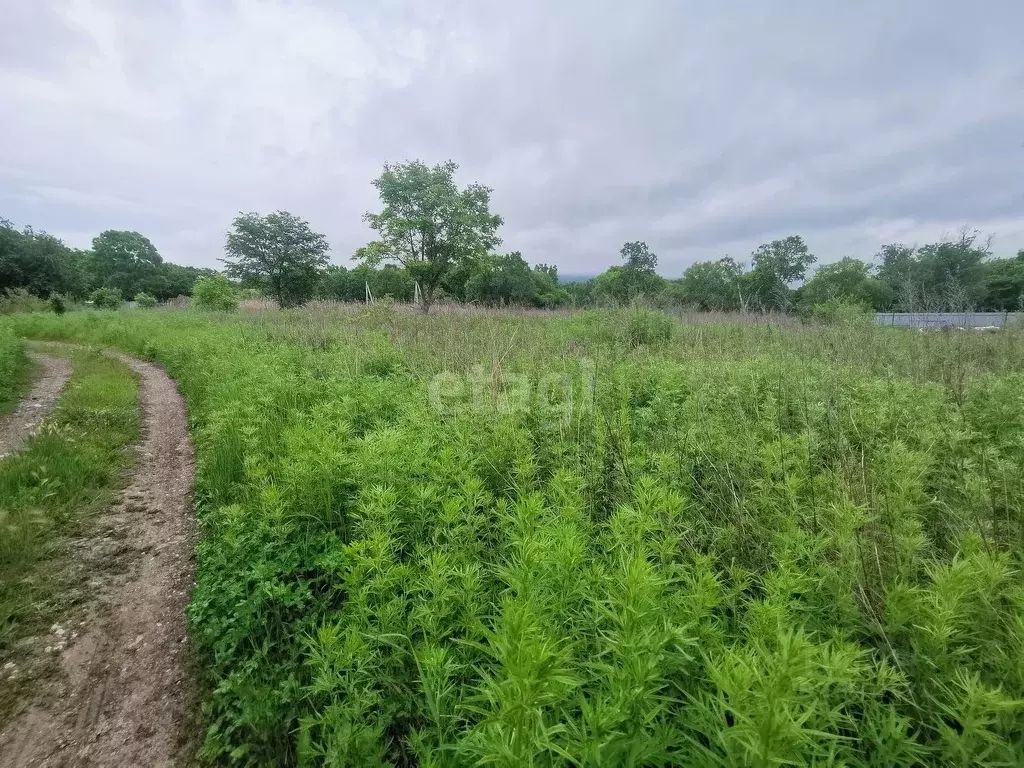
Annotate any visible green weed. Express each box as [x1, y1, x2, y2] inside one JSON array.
[[0, 327, 29, 414], [5, 310, 1024, 765]]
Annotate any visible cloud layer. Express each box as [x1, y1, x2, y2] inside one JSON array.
[[2, 0, 1023, 274]]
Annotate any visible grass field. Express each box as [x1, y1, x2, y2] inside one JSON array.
[[4, 307, 1024, 766]]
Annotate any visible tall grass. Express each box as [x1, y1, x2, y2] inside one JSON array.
[[4, 308, 1024, 765], [0, 327, 29, 414]]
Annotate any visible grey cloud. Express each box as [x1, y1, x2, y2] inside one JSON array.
[[1, 0, 1023, 274]]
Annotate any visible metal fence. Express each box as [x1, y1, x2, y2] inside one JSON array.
[[874, 312, 1022, 329]]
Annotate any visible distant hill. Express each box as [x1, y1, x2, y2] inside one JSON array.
[[558, 273, 595, 284]]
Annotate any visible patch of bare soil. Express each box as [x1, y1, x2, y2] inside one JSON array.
[[0, 352, 197, 767], [0, 353, 72, 459]]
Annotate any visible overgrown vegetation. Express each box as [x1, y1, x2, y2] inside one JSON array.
[[0, 327, 29, 413], [193, 274, 240, 312], [6, 307, 1024, 765], [0, 346, 139, 713]]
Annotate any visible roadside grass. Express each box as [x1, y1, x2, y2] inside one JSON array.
[[0, 345, 139, 716], [4, 309, 1024, 765], [0, 327, 30, 415]]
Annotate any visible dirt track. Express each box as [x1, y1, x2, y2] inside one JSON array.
[[0, 353, 71, 459], [0, 349, 196, 767]]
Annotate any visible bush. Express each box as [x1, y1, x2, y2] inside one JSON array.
[[624, 308, 675, 348], [90, 287, 123, 310], [192, 275, 239, 312], [49, 294, 67, 315], [810, 298, 874, 326], [134, 292, 158, 309], [0, 288, 47, 315]]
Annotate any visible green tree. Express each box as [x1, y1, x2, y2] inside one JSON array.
[[677, 257, 745, 310], [157, 262, 216, 300], [914, 229, 989, 309], [981, 251, 1024, 310], [875, 232, 991, 311], [798, 257, 892, 310], [90, 230, 163, 299], [619, 241, 665, 299], [0, 220, 85, 298], [747, 235, 816, 310], [356, 160, 503, 313], [192, 274, 239, 311], [465, 252, 539, 306], [222, 211, 329, 308]]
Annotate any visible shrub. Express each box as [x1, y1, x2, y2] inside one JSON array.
[[0, 288, 47, 315], [134, 292, 158, 309], [809, 298, 874, 326], [49, 294, 67, 315], [192, 275, 239, 312], [90, 287, 123, 310], [624, 308, 675, 347]]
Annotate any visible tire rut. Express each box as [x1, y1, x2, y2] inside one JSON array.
[[0, 353, 72, 459], [0, 349, 197, 767]]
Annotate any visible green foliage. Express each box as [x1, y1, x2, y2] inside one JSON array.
[[876, 230, 993, 311], [2, 217, 210, 303], [49, 294, 67, 315], [357, 159, 503, 313], [223, 211, 330, 308], [808, 297, 874, 326], [0, 288, 48, 315], [462, 252, 562, 306], [0, 220, 88, 299], [90, 230, 164, 299], [319, 264, 414, 303], [799, 256, 892, 310], [90, 286, 123, 309], [676, 257, 745, 310], [134, 292, 158, 309], [192, 274, 239, 312], [8, 290, 1024, 765], [748, 235, 817, 310], [981, 251, 1024, 310]]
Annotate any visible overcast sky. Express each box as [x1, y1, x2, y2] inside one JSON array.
[[2, 1, 1023, 276]]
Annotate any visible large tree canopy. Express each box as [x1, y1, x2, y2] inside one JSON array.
[[356, 160, 503, 313], [747, 235, 816, 310], [91, 230, 163, 299], [676, 257, 745, 310], [798, 256, 892, 310], [223, 211, 330, 308]]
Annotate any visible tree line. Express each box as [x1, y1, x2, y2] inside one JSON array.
[[0, 219, 215, 304], [4, 159, 1024, 313]]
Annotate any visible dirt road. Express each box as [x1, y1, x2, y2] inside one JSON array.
[[0, 349, 197, 767]]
